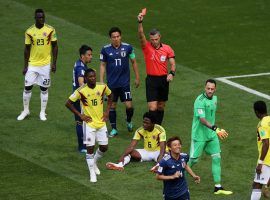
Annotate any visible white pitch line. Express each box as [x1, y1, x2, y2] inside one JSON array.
[[216, 77, 270, 100], [218, 72, 270, 79]]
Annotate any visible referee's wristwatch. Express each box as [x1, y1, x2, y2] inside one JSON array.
[[169, 71, 175, 76]]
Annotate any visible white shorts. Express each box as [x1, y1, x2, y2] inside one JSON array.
[[136, 149, 160, 162], [253, 164, 270, 185], [25, 64, 51, 87], [83, 123, 108, 146]]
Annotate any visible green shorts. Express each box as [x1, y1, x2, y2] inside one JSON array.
[[190, 136, 221, 158]]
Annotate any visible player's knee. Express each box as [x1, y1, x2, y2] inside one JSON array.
[[25, 85, 33, 91], [40, 86, 48, 91], [189, 157, 199, 165], [211, 153, 221, 160], [99, 145, 108, 152], [157, 103, 165, 110]]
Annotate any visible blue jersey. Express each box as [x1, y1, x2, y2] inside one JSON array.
[[72, 59, 88, 91], [100, 43, 134, 88], [157, 153, 189, 198]]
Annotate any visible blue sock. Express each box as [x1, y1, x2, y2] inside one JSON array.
[[76, 122, 85, 150], [109, 109, 117, 129]]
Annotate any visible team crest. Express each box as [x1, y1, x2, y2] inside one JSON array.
[[96, 91, 101, 96], [152, 136, 156, 140], [87, 137, 91, 142], [43, 32, 47, 36], [160, 55, 166, 62], [121, 51, 126, 57]]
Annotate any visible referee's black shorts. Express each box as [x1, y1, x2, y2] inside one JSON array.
[[145, 75, 169, 102]]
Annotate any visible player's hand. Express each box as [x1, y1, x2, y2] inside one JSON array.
[[167, 74, 174, 82], [256, 164, 263, 174], [22, 67, 28, 75], [134, 78, 140, 88], [102, 112, 109, 121], [193, 175, 200, 184], [80, 114, 92, 123], [138, 13, 143, 23], [150, 163, 159, 173], [216, 128, 228, 140], [172, 171, 181, 179], [51, 63, 56, 73]]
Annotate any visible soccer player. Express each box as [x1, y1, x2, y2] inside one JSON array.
[[156, 136, 200, 200], [100, 27, 140, 137], [106, 112, 166, 170], [188, 79, 233, 195], [17, 9, 58, 121], [137, 12, 176, 125], [250, 100, 270, 200], [65, 68, 112, 183], [72, 45, 93, 153]]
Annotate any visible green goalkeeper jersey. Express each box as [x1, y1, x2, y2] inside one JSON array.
[[191, 93, 217, 141]]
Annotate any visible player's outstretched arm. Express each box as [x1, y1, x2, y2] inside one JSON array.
[[137, 13, 147, 47], [185, 164, 200, 184], [118, 139, 138, 163]]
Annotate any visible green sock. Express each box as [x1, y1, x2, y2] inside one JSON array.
[[212, 154, 221, 184]]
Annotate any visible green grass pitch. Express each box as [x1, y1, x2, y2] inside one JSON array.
[[1, 0, 270, 199]]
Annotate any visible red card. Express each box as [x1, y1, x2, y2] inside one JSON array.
[[141, 8, 147, 16]]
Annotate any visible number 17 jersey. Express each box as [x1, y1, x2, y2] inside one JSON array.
[[100, 43, 135, 88]]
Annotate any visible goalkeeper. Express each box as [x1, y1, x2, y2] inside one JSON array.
[[188, 79, 232, 195]]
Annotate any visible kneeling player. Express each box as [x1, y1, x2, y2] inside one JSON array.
[[106, 112, 166, 170], [66, 68, 112, 183]]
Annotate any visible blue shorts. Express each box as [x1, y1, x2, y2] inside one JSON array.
[[111, 85, 132, 102], [164, 191, 190, 200]]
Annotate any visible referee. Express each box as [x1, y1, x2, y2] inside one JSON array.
[[137, 12, 176, 125]]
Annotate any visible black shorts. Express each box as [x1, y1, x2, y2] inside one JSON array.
[[73, 100, 82, 122], [146, 75, 169, 102], [111, 85, 132, 102]]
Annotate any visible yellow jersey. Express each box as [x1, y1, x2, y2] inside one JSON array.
[[133, 124, 166, 151], [25, 24, 57, 66], [69, 83, 111, 129], [257, 116, 270, 166]]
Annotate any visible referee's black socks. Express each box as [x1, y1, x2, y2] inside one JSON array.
[[126, 108, 134, 123]]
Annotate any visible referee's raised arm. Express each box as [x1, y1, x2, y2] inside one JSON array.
[[137, 13, 147, 48]]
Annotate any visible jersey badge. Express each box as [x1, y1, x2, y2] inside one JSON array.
[[172, 165, 175, 168], [160, 55, 166, 62], [260, 130, 266, 137], [152, 135, 156, 140], [121, 51, 126, 57], [96, 91, 101, 96], [43, 32, 47, 36], [198, 109, 203, 115], [109, 53, 113, 56]]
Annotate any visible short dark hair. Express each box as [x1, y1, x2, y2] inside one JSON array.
[[35, 9, 44, 15], [254, 100, 267, 114], [84, 68, 96, 77], [149, 28, 160, 36], [143, 112, 156, 124], [109, 27, 121, 37], [167, 136, 182, 148], [205, 79, 216, 86], [79, 45, 92, 57]]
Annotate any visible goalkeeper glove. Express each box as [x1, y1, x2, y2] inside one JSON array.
[[211, 125, 228, 139]]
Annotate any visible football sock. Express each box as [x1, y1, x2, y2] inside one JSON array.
[[86, 153, 94, 170], [126, 108, 134, 123], [251, 189, 261, 200], [23, 89, 32, 111], [40, 90, 48, 113], [212, 153, 221, 184], [76, 121, 85, 150], [119, 155, 131, 167], [94, 148, 104, 163], [109, 108, 117, 129], [149, 110, 158, 124], [215, 184, 221, 188], [156, 110, 164, 125]]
